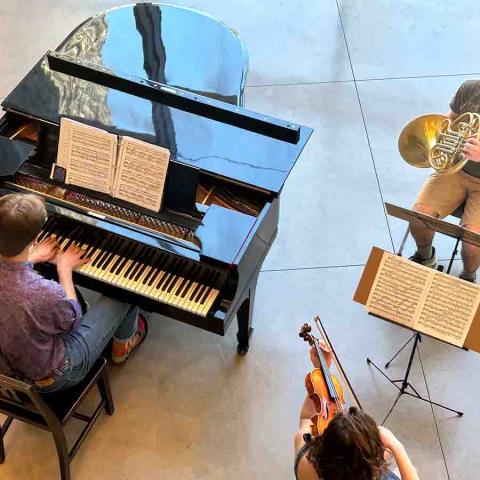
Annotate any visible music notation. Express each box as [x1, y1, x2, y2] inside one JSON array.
[[366, 252, 480, 347]]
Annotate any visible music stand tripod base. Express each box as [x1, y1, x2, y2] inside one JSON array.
[[367, 332, 463, 425]]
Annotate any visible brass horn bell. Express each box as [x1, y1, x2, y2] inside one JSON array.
[[398, 112, 480, 175]]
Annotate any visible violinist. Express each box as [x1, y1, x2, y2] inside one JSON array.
[[294, 343, 419, 480]]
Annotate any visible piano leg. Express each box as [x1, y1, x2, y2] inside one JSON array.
[[236, 279, 257, 355]]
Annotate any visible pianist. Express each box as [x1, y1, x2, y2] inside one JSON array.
[[0, 193, 148, 392]]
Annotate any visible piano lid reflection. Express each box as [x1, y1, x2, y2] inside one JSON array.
[[0, 3, 313, 354]]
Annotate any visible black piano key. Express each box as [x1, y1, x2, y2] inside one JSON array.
[[154, 257, 179, 291], [198, 272, 219, 305], [93, 235, 115, 267], [62, 226, 82, 251], [38, 217, 57, 242], [109, 239, 133, 273], [167, 266, 189, 298], [143, 262, 160, 287], [120, 244, 140, 279], [189, 268, 211, 301], [99, 237, 123, 270], [77, 226, 93, 246], [152, 258, 175, 291], [186, 265, 207, 295], [89, 237, 107, 267], [144, 252, 167, 286], [164, 261, 185, 294], [164, 259, 186, 293], [103, 237, 129, 274], [194, 270, 216, 303], [83, 235, 103, 259], [134, 249, 155, 282], [177, 264, 199, 298], [125, 245, 148, 279], [174, 263, 196, 296], [114, 241, 137, 275], [95, 236, 117, 269]]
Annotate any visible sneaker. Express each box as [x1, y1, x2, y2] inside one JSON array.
[[459, 272, 477, 283], [111, 314, 149, 365], [409, 247, 437, 268]]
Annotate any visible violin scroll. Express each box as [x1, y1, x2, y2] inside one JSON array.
[[299, 323, 314, 346]]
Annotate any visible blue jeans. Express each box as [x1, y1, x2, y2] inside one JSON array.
[[39, 296, 139, 393]]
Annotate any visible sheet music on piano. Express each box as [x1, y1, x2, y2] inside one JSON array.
[[113, 136, 169, 212], [55, 118, 117, 194], [53, 118, 170, 212]]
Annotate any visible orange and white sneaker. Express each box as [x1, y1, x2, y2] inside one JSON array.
[[111, 314, 149, 365]]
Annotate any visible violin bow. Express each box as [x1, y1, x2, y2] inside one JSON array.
[[313, 316, 363, 410]]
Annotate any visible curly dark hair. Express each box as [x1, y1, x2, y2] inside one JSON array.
[[306, 407, 387, 480]]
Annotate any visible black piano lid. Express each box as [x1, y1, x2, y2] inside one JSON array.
[[1, 3, 313, 194]]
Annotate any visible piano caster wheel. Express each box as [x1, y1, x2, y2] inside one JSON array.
[[236, 327, 253, 355]]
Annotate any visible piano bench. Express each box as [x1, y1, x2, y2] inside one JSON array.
[[0, 357, 114, 480]]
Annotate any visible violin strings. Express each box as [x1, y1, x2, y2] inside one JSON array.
[[315, 335, 345, 413], [315, 337, 339, 401]]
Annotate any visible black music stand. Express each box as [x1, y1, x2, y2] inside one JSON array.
[[366, 203, 480, 424], [367, 331, 463, 424]]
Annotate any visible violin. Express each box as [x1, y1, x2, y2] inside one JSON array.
[[300, 317, 363, 437]]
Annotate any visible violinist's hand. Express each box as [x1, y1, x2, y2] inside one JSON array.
[[462, 136, 480, 162], [309, 341, 333, 369], [378, 426, 402, 452]]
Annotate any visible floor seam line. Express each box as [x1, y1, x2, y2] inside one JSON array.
[[260, 254, 462, 274], [246, 79, 354, 88], [260, 263, 366, 273], [334, 0, 395, 252], [417, 344, 451, 480], [356, 72, 480, 83]]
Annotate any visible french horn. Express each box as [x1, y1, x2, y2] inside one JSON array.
[[398, 112, 480, 174]]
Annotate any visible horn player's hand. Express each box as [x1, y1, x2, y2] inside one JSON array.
[[462, 136, 480, 162]]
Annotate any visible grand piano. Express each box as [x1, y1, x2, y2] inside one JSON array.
[[0, 3, 312, 354]]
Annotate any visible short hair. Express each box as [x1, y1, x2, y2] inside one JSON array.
[[307, 407, 387, 480], [0, 194, 47, 257]]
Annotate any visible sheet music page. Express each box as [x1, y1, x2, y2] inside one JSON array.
[[58, 118, 117, 194], [366, 253, 433, 327], [414, 274, 480, 346], [56, 119, 71, 169], [112, 136, 170, 212]]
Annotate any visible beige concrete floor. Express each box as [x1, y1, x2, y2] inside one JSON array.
[[1, 1, 479, 479]]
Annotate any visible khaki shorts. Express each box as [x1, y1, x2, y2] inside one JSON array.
[[416, 170, 480, 227]]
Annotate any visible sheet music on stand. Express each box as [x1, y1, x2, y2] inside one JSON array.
[[354, 247, 480, 352], [353, 246, 479, 421], [384, 202, 480, 248]]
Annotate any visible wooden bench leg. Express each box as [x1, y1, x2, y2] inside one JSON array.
[[0, 427, 5, 464], [51, 429, 71, 480], [98, 369, 115, 416], [0, 417, 13, 464]]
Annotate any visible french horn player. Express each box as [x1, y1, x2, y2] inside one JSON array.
[[399, 81, 480, 282]]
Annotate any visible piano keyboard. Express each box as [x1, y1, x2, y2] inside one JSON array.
[[38, 217, 224, 317]]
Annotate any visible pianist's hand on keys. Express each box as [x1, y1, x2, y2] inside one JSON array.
[[37, 218, 222, 317]]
